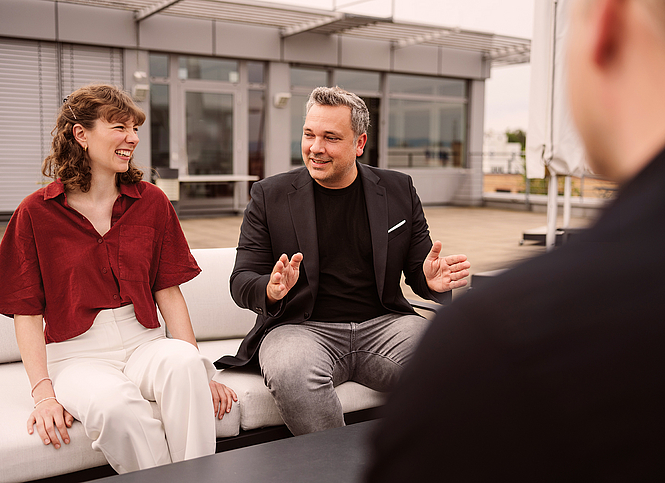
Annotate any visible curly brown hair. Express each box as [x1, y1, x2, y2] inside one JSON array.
[[42, 84, 146, 192]]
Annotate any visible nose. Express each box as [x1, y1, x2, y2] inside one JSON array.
[[127, 130, 139, 144], [309, 136, 325, 154]]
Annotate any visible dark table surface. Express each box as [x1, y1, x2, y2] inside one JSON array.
[[95, 420, 377, 483]]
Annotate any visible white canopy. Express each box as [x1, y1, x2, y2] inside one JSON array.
[[526, 0, 587, 249], [526, 0, 586, 179]]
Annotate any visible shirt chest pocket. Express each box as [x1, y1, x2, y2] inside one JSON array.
[[118, 225, 157, 282]]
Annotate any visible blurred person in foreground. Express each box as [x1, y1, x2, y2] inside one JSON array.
[[215, 86, 470, 436], [366, 0, 665, 480], [0, 84, 236, 474]]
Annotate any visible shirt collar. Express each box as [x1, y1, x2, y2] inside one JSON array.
[[119, 182, 142, 199], [43, 179, 65, 200], [43, 179, 143, 200]]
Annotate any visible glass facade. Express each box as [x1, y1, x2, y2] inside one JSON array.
[[388, 73, 467, 168], [335, 69, 381, 94], [249, 90, 266, 180], [290, 94, 309, 166], [178, 57, 239, 83], [247, 62, 265, 84], [388, 99, 466, 168], [149, 53, 169, 78], [185, 92, 234, 175], [291, 67, 328, 89], [389, 74, 465, 97], [149, 83, 169, 169]]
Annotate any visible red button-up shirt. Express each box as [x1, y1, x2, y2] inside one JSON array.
[[0, 180, 200, 343]]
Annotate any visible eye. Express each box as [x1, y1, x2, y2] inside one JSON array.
[[326, 136, 339, 142], [303, 132, 314, 138]]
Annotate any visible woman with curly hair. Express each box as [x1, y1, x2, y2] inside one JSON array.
[[0, 84, 236, 473]]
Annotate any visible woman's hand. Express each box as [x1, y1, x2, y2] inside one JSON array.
[[28, 398, 73, 449], [210, 381, 238, 419]]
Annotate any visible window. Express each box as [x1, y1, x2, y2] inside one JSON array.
[[335, 69, 380, 94], [178, 56, 239, 83], [389, 74, 465, 97], [388, 74, 467, 168], [185, 92, 234, 175], [249, 90, 265, 179], [149, 53, 169, 78], [248, 62, 265, 85], [290, 94, 309, 166], [149, 84, 170, 169], [291, 67, 328, 89]]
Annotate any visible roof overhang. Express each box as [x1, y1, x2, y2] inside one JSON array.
[[56, 0, 531, 66]]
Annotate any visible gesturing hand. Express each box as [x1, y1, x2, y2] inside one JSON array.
[[423, 241, 470, 293], [266, 253, 303, 305], [28, 398, 73, 450]]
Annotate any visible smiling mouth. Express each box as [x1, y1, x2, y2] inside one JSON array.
[[310, 157, 331, 165], [115, 149, 132, 158]]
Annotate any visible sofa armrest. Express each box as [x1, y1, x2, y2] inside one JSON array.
[[408, 298, 441, 316]]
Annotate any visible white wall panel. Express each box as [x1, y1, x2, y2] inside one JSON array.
[[0, 39, 58, 212]]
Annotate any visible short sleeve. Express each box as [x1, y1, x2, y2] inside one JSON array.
[[0, 204, 45, 317], [151, 197, 201, 293]]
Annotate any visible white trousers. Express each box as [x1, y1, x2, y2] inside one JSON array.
[[46, 305, 216, 474]]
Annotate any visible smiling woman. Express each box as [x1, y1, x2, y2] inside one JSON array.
[[0, 84, 237, 474], [43, 85, 146, 194]]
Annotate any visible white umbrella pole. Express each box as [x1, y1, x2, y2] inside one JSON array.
[[546, 173, 558, 251], [563, 175, 572, 228]]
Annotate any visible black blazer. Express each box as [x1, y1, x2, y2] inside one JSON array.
[[215, 163, 448, 369], [365, 148, 665, 481]]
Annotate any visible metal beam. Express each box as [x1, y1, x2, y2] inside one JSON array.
[[280, 12, 345, 38], [393, 27, 459, 49], [135, 0, 182, 22]]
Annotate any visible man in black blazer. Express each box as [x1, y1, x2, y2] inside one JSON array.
[[366, 0, 665, 480], [215, 86, 470, 435]]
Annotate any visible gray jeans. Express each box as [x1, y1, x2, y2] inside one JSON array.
[[258, 313, 429, 435]]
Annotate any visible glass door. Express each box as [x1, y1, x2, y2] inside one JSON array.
[[177, 83, 239, 214], [184, 90, 234, 175]]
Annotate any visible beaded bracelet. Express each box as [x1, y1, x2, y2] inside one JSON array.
[[30, 377, 52, 397], [34, 396, 57, 408]]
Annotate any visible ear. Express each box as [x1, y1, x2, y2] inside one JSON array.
[[591, 0, 627, 67], [355, 133, 368, 157], [72, 124, 87, 149]]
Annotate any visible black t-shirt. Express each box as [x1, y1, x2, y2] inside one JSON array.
[[310, 175, 389, 323]]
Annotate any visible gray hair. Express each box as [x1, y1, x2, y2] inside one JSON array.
[[306, 86, 370, 139]]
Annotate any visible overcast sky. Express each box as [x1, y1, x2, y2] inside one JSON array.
[[262, 0, 534, 134]]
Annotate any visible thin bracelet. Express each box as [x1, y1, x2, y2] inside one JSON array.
[[34, 396, 57, 408], [30, 377, 52, 397]]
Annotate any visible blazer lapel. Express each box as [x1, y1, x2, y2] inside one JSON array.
[[288, 169, 319, 301], [359, 164, 389, 299]]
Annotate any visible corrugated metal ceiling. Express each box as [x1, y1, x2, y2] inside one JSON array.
[[52, 0, 530, 66]]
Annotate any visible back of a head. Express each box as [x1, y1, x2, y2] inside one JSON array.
[[642, 0, 665, 39], [306, 86, 370, 139]]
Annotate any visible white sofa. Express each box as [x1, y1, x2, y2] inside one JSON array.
[[0, 247, 386, 482]]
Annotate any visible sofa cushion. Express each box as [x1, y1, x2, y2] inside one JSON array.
[[175, 248, 256, 341], [0, 361, 108, 483], [199, 339, 387, 432], [0, 314, 21, 364]]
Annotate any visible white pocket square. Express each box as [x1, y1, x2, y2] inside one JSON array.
[[388, 220, 406, 233]]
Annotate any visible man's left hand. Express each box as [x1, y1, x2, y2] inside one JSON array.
[[423, 240, 470, 293]]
